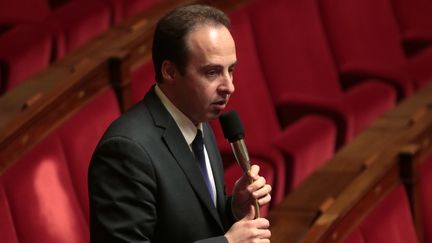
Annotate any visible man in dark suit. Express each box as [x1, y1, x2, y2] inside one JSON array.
[[89, 4, 272, 243]]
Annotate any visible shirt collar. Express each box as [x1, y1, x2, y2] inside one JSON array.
[[155, 85, 203, 145]]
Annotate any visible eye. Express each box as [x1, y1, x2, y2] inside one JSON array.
[[206, 69, 219, 78]]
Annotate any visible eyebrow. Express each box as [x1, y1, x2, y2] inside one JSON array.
[[199, 61, 238, 71]]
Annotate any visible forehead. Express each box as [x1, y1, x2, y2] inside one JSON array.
[[185, 25, 236, 65]]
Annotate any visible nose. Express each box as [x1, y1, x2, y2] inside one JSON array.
[[219, 72, 235, 95]]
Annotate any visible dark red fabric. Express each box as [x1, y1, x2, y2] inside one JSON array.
[[46, 0, 111, 58], [343, 80, 396, 134], [0, 23, 52, 92], [391, 0, 432, 43], [420, 156, 432, 243], [272, 116, 336, 188], [0, 0, 50, 24], [211, 9, 337, 196], [406, 47, 432, 89], [247, 0, 395, 146], [318, 0, 414, 98], [130, 60, 156, 104], [0, 182, 19, 243], [59, 89, 120, 221], [2, 134, 89, 243], [358, 185, 418, 243], [100, 0, 160, 24], [343, 229, 365, 243]]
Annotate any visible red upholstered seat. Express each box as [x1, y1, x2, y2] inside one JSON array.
[[0, 182, 19, 243], [343, 229, 365, 243], [391, 0, 432, 56], [0, 23, 52, 93], [391, 0, 432, 88], [210, 9, 337, 200], [1, 134, 89, 243], [318, 0, 414, 98], [247, 0, 396, 146], [420, 156, 432, 243], [0, 0, 50, 24], [130, 60, 156, 104], [224, 159, 274, 217], [352, 185, 418, 243], [46, 0, 111, 58], [59, 89, 120, 220], [101, 0, 160, 24], [0, 0, 112, 60]]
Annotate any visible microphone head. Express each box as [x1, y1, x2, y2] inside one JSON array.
[[219, 111, 245, 142]]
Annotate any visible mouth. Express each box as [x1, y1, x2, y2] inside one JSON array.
[[212, 100, 228, 111]]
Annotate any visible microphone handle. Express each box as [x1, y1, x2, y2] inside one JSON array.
[[231, 141, 260, 219]]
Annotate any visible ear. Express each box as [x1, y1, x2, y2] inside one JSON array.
[[161, 60, 177, 84]]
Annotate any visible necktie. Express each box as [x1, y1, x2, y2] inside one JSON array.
[[191, 129, 215, 205]]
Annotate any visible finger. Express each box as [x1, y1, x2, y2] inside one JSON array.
[[248, 176, 267, 192], [252, 229, 271, 241], [252, 184, 272, 198], [248, 164, 260, 179], [257, 193, 272, 206], [254, 218, 270, 228]]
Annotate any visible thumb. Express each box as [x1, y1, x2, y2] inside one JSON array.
[[242, 205, 256, 220]]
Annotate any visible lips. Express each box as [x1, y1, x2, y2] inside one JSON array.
[[212, 100, 228, 110]]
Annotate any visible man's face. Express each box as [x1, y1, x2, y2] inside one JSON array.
[[172, 25, 236, 124]]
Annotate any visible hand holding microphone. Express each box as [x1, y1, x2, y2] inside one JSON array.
[[219, 111, 272, 220]]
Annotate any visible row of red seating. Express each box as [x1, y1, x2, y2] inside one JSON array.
[[0, 0, 431, 242], [0, 88, 120, 242], [0, 0, 161, 93]]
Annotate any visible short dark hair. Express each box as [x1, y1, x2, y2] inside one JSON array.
[[152, 4, 230, 83]]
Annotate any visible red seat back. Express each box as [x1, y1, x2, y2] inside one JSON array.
[[59, 89, 120, 220], [0, 0, 50, 24], [391, 0, 432, 54], [0, 182, 19, 243], [212, 9, 281, 147], [420, 156, 432, 243], [1, 134, 89, 243], [318, 0, 413, 97], [0, 24, 52, 92], [248, 0, 342, 102]]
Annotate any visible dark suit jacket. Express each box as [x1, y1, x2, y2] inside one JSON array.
[[88, 87, 235, 243]]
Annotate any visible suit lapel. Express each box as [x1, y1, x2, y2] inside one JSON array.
[[145, 88, 224, 231]]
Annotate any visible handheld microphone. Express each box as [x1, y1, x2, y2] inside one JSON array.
[[219, 111, 260, 219]]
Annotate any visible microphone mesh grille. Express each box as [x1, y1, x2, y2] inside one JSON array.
[[219, 111, 244, 142]]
